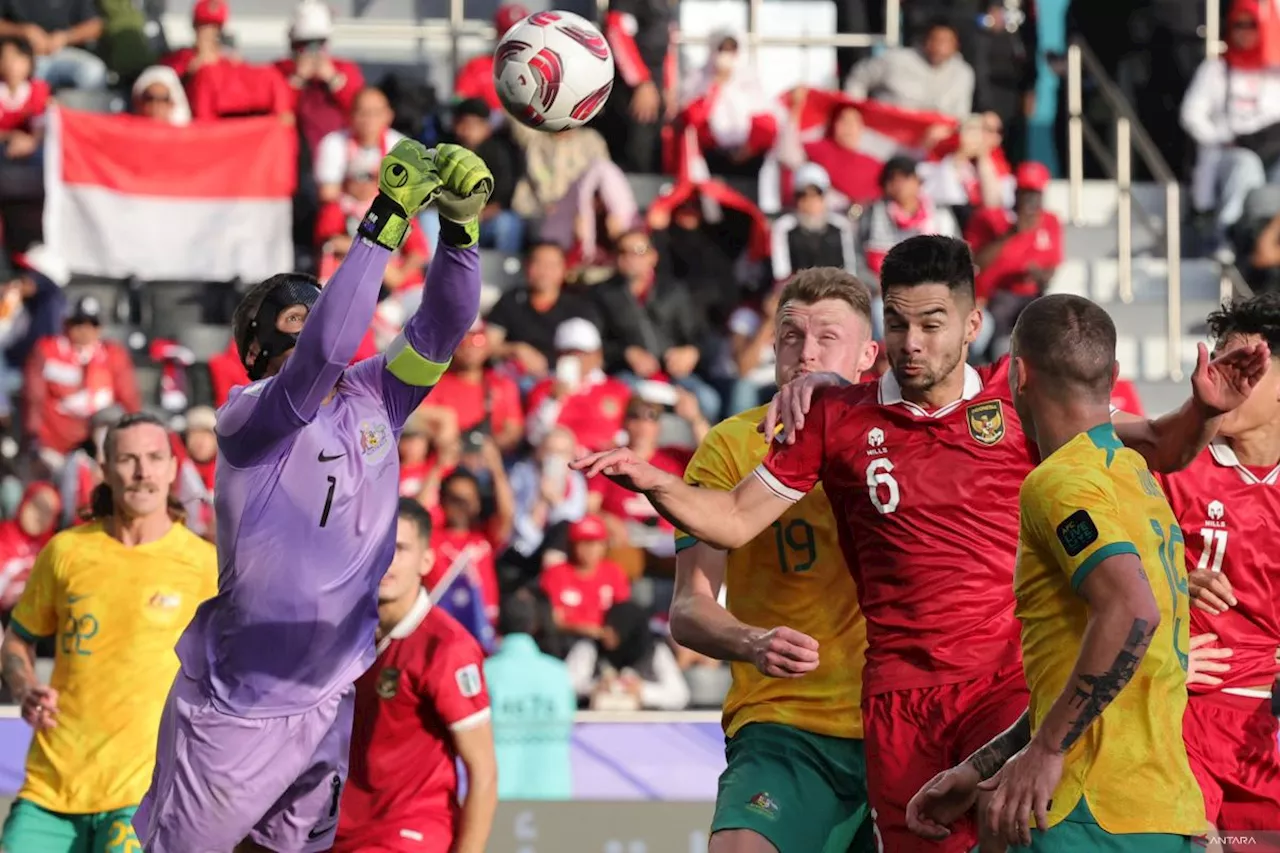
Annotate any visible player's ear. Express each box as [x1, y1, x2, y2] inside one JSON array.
[[964, 300, 983, 345], [858, 338, 879, 375], [419, 545, 435, 579]]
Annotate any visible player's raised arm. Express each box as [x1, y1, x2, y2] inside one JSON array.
[[218, 140, 442, 464], [1113, 340, 1271, 472], [375, 145, 492, 426]]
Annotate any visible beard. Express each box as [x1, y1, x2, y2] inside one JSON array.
[[891, 344, 964, 394]]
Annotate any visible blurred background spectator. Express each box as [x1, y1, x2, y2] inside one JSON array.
[[0, 0, 107, 92], [566, 600, 690, 711]]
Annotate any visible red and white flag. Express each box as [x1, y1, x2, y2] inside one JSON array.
[[43, 108, 297, 283], [786, 87, 956, 159]]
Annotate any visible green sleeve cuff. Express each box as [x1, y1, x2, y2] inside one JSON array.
[[1070, 542, 1141, 591], [10, 618, 51, 644], [674, 534, 697, 554], [385, 335, 451, 388]]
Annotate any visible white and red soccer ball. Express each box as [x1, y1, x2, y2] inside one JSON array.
[[492, 10, 615, 132]]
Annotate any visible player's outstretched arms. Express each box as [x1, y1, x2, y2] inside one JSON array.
[[907, 713, 1031, 840], [378, 144, 492, 425], [225, 140, 442, 458], [573, 448, 791, 549], [671, 543, 819, 676], [760, 371, 850, 444], [980, 553, 1160, 846], [1113, 341, 1271, 472], [1187, 633, 1233, 687]]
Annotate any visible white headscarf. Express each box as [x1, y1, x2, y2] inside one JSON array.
[[131, 65, 192, 127], [682, 28, 776, 150]]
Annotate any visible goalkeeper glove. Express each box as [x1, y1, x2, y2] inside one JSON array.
[[358, 139, 442, 251], [429, 143, 494, 249]]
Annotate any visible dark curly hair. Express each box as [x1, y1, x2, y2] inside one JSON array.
[[1206, 292, 1280, 356]]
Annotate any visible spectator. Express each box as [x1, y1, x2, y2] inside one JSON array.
[[486, 242, 598, 382], [646, 194, 748, 327], [454, 4, 528, 112], [723, 286, 780, 415], [421, 320, 523, 454], [0, 250, 65, 422], [771, 163, 859, 282], [0, 36, 46, 162], [679, 30, 781, 176], [525, 318, 632, 452], [965, 161, 1062, 357], [450, 98, 525, 253], [506, 426, 587, 575], [597, 0, 674, 173], [539, 514, 631, 642], [54, 404, 118, 527], [187, 54, 293, 122], [587, 393, 699, 577], [398, 409, 456, 501], [1111, 378, 1144, 417], [429, 464, 511, 623], [206, 338, 249, 408], [130, 66, 191, 126], [918, 112, 1012, 224], [0, 0, 106, 92], [510, 123, 610, 223], [160, 0, 234, 82], [314, 168, 428, 292], [1247, 209, 1280, 292], [23, 296, 140, 473], [0, 481, 58, 614], [860, 155, 961, 276], [314, 87, 406, 205], [789, 101, 883, 209], [970, 1, 1038, 164], [175, 406, 216, 538], [844, 18, 974, 121], [539, 159, 638, 279], [273, 0, 364, 152], [1181, 0, 1280, 253], [566, 601, 690, 711], [592, 228, 720, 417], [484, 589, 576, 801]]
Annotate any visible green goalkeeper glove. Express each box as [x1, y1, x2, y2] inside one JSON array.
[[429, 143, 494, 249], [358, 139, 443, 251]]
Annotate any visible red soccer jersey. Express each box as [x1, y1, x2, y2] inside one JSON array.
[[527, 374, 633, 453], [540, 559, 632, 630], [334, 592, 490, 853], [1159, 444, 1280, 693], [758, 359, 1034, 696], [426, 370, 523, 435]]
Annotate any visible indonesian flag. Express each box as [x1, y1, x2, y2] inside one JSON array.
[[786, 87, 957, 161], [43, 107, 296, 282]]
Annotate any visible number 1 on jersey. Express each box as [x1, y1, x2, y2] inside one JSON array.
[[1197, 528, 1228, 573], [320, 475, 336, 527]]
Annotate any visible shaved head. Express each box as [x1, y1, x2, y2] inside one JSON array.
[[1010, 294, 1117, 403]]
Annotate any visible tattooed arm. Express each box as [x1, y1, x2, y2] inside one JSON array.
[[1030, 552, 1160, 754], [965, 711, 1032, 779], [1, 625, 38, 703]]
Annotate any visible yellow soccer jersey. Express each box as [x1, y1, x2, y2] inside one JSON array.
[[675, 404, 866, 739], [1016, 423, 1204, 835], [10, 521, 218, 814]]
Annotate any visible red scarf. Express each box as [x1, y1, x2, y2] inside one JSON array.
[[1227, 0, 1266, 70]]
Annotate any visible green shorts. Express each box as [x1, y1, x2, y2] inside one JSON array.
[[1007, 799, 1195, 853], [711, 722, 872, 853], [1, 799, 140, 853]]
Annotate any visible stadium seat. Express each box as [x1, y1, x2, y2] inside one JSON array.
[[1244, 185, 1280, 223], [55, 88, 123, 114], [64, 278, 126, 322], [478, 250, 524, 292], [133, 363, 163, 407], [179, 324, 233, 363], [185, 362, 216, 409], [145, 281, 217, 339]]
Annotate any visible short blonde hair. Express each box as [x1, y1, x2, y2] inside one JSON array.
[[777, 267, 873, 322]]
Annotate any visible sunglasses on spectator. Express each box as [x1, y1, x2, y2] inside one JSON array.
[[442, 492, 472, 505], [139, 92, 171, 104], [627, 408, 661, 421], [796, 186, 824, 198], [620, 242, 651, 255], [1232, 18, 1258, 30]]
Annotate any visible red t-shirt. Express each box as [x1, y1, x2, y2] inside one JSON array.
[[1159, 445, 1280, 693], [334, 597, 490, 853], [0, 80, 49, 133], [965, 209, 1065, 300], [454, 55, 501, 111], [400, 460, 433, 498], [759, 357, 1034, 696], [526, 374, 633, 453], [590, 447, 691, 531], [428, 528, 500, 620], [426, 371, 523, 435], [540, 560, 632, 630]]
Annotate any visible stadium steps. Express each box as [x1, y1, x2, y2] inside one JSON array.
[[178, 324, 232, 362]]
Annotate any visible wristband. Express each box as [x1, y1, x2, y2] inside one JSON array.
[[438, 217, 478, 249], [357, 194, 410, 251]]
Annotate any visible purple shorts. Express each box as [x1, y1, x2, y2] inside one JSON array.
[[133, 670, 355, 853]]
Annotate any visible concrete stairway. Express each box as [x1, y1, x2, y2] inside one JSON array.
[[1041, 180, 1223, 415]]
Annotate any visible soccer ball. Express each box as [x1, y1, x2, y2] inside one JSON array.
[[493, 10, 615, 132]]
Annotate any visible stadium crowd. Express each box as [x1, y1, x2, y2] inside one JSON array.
[[0, 0, 1262, 727]]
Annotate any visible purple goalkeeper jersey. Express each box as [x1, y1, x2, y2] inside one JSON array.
[[175, 238, 480, 718]]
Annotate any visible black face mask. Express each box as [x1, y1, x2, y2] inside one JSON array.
[[241, 277, 321, 381]]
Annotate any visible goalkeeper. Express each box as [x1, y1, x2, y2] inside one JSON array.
[[132, 141, 492, 853]]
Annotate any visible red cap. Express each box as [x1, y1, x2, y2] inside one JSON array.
[[493, 4, 529, 36], [193, 0, 229, 27], [568, 515, 609, 543], [1015, 161, 1050, 192]]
